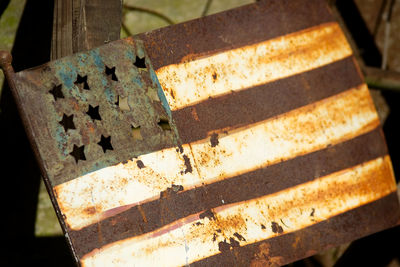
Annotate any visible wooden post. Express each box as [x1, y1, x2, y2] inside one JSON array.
[[52, 0, 122, 59]]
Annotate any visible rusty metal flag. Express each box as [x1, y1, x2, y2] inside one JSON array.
[[1, 0, 399, 266]]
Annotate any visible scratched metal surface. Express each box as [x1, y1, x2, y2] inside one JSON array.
[[5, 0, 400, 266]]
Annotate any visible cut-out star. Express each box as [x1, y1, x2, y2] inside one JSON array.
[[69, 144, 86, 163], [133, 56, 146, 69], [97, 135, 113, 153], [105, 66, 118, 81], [74, 74, 90, 90], [59, 114, 76, 132], [86, 104, 101, 121], [49, 84, 64, 101]]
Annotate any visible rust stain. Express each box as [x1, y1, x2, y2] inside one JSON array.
[[271, 222, 284, 234], [136, 160, 145, 169], [233, 232, 246, 242], [160, 184, 184, 199], [292, 236, 301, 249], [83, 206, 97, 215], [137, 205, 148, 223], [199, 209, 216, 221], [250, 243, 283, 267], [191, 107, 199, 121], [218, 237, 240, 252], [210, 133, 219, 147], [182, 154, 193, 173]]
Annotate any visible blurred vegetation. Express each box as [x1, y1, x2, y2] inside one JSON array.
[[0, 0, 25, 96], [121, 0, 253, 37]]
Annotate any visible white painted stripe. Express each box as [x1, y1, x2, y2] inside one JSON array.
[[80, 156, 396, 267], [190, 84, 378, 184], [54, 84, 379, 230], [155, 22, 352, 111]]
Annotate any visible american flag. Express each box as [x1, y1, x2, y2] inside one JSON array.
[[10, 0, 399, 266]]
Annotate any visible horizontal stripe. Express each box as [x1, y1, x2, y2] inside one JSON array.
[[188, 85, 377, 185], [172, 57, 362, 143], [80, 156, 397, 266], [54, 147, 201, 230], [139, 0, 335, 69], [155, 22, 352, 111], [69, 128, 387, 258], [191, 192, 400, 266], [55, 84, 379, 231]]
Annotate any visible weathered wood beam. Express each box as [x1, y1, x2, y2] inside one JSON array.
[[52, 0, 122, 59]]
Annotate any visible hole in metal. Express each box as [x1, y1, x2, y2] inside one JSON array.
[[87, 105, 102, 121], [74, 74, 90, 90], [49, 84, 64, 101], [97, 135, 113, 153], [105, 66, 118, 81], [133, 56, 146, 69], [59, 114, 76, 132], [69, 144, 86, 163]]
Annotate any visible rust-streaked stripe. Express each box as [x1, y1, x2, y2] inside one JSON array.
[[55, 146, 201, 231], [191, 192, 400, 267], [55, 84, 378, 230], [140, 0, 335, 69], [69, 128, 387, 258], [155, 22, 352, 111], [172, 57, 362, 143], [80, 156, 396, 267], [188, 84, 377, 185]]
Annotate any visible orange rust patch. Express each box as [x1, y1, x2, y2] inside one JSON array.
[[250, 243, 283, 267], [191, 107, 200, 121], [88, 124, 95, 133], [137, 205, 148, 223], [292, 236, 301, 249], [84, 206, 97, 215], [69, 99, 80, 111], [123, 37, 135, 46]]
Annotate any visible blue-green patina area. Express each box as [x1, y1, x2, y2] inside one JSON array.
[[125, 49, 135, 61], [90, 49, 104, 70], [150, 67, 172, 118], [130, 40, 173, 119], [54, 60, 88, 102], [55, 61, 76, 89], [55, 124, 69, 158], [16, 38, 181, 185]]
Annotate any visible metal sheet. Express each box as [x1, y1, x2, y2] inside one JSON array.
[[1, 0, 399, 266]]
